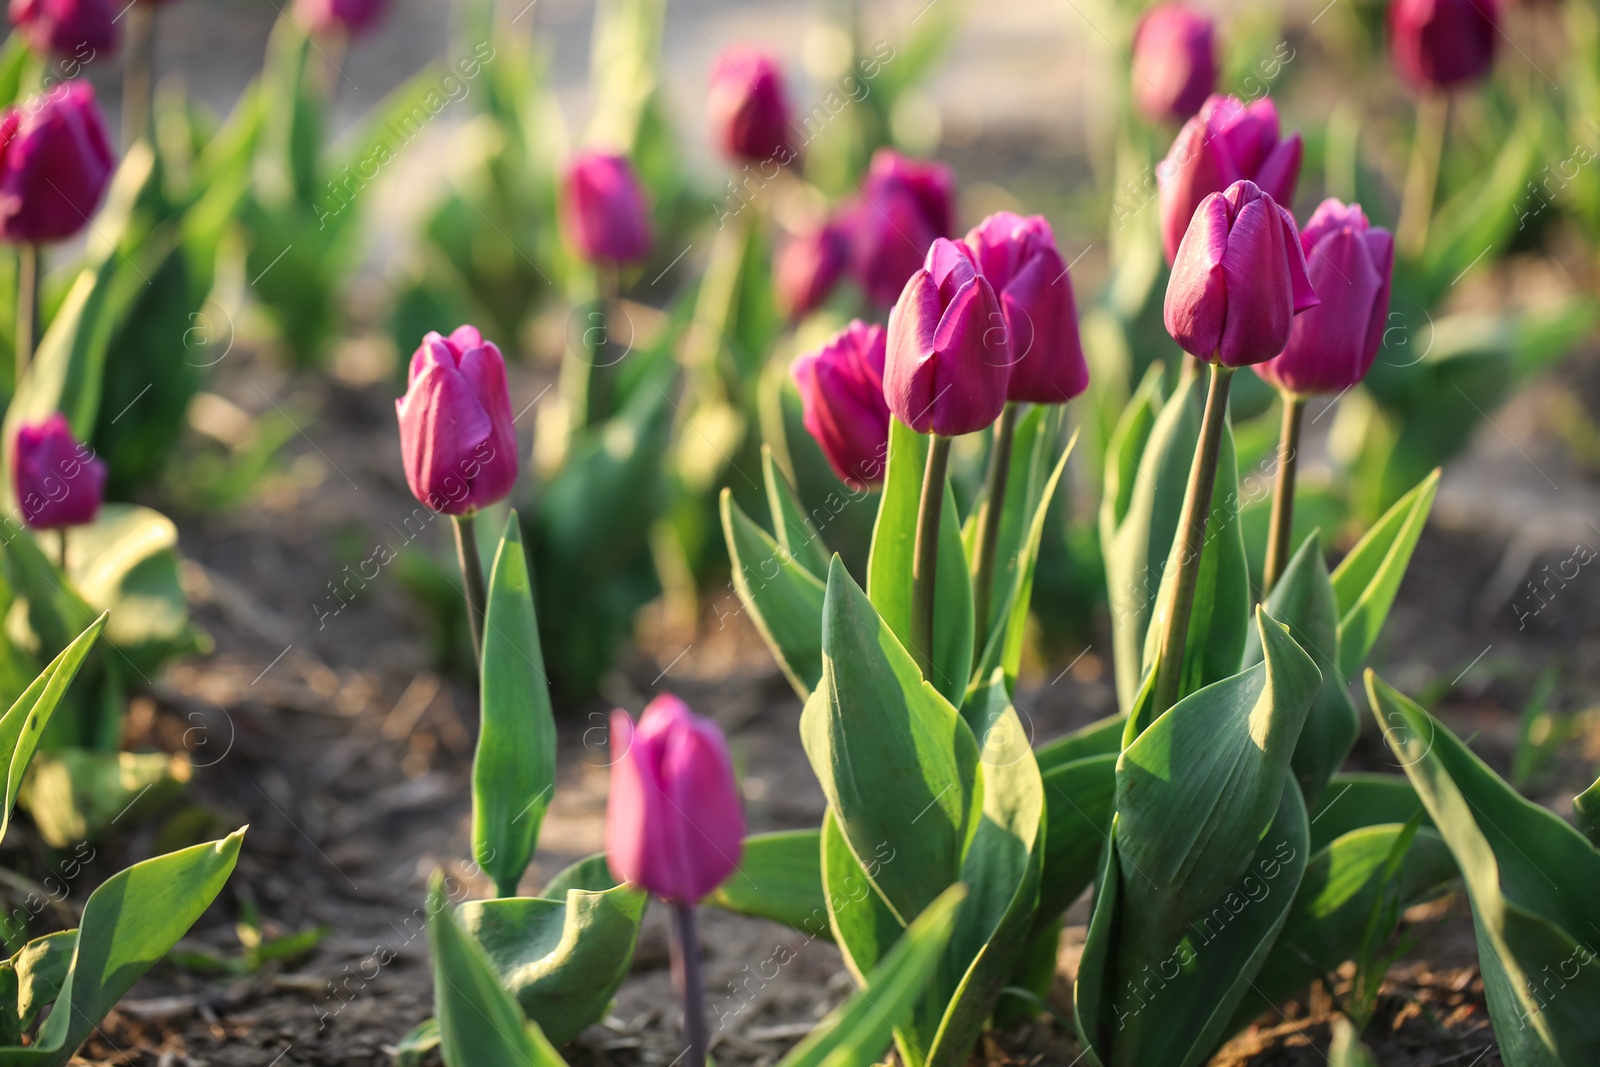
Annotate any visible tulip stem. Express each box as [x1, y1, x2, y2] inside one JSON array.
[[453, 515, 487, 665], [911, 435, 951, 681], [55, 529, 67, 570], [971, 402, 1020, 653], [16, 244, 37, 384], [1151, 363, 1234, 718], [1262, 392, 1306, 598], [670, 902, 709, 1067], [1397, 91, 1448, 259], [122, 2, 157, 146]]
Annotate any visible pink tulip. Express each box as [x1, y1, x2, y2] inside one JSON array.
[[606, 695, 745, 903], [1131, 4, 1218, 124], [850, 149, 957, 308], [395, 326, 519, 515], [776, 219, 850, 320], [561, 152, 653, 265], [791, 320, 890, 489], [14, 413, 105, 529], [294, 0, 387, 36], [0, 82, 114, 244], [1389, 0, 1498, 90], [8, 0, 115, 58], [708, 46, 796, 165]]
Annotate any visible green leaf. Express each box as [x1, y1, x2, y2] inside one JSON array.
[[762, 445, 830, 578], [1036, 753, 1116, 923], [5, 932, 75, 1034], [1328, 1015, 1378, 1067], [475, 512, 557, 898], [1330, 470, 1439, 678], [1034, 712, 1126, 774], [1308, 773, 1432, 854], [1574, 776, 1600, 849], [705, 830, 830, 940], [23, 749, 187, 847], [540, 854, 618, 899], [721, 490, 826, 700]]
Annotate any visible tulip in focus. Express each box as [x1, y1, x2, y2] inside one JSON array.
[[708, 46, 796, 165], [1164, 179, 1318, 367], [965, 211, 1088, 404], [1256, 199, 1394, 395], [1130, 4, 1218, 124], [850, 148, 956, 307], [395, 326, 519, 515], [562, 151, 653, 265], [776, 219, 850, 320], [294, 0, 388, 37], [8, 0, 115, 58], [0, 82, 115, 244], [1157, 94, 1302, 264], [605, 694, 745, 903], [791, 320, 890, 490], [14, 413, 105, 529], [1389, 0, 1498, 91]]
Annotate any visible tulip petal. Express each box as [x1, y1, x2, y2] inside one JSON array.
[[1216, 197, 1295, 366], [661, 717, 746, 902], [1158, 111, 1238, 263], [884, 271, 944, 433], [1274, 202, 1320, 313], [1164, 193, 1231, 361], [396, 363, 493, 513], [604, 710, 648, 888], [1253, 134, 1303, 209]]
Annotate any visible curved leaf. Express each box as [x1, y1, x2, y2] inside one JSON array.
[[1330, 470, 1439, 678], [722, 490, 826, 699], [705, 829, 830, 940], [762, 445, 830, 578]]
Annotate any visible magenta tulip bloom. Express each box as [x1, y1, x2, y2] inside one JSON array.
[[561, 152, 653, 265], [0, 83, 114, 244], [294, 0, 387, 36], [708, 46, 796, 165], [1131, 4, 1218, 124], [776, 219, 850, 320], [1157, 94, 1303, 264], [1165, 180, 1319, 367], [791, 321, 890, 489], [885, 238, 1010, 436], [1256, 200, 1394, 396], [14, 413, 105, 530], [605, 695, 745, 904], [395, 326, 518, 515], [1389, 0, 1498, 90], [8, 0, 115, 58], [965, 212, 1088, 404], [850, 149, 957, 308]]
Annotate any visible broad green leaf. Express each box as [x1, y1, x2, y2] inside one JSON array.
[[1574, 776, 1600, 849], [5, 932, 75, 1034], [1037, 753, 1116, 922], [966, 406, 1062, 644], [23, 749, 187, 847], [763, 445, 830, 578], [1034, 712, 1126, 774], [1329, 1015, 1378, 1067], [721, 491, 826, 699], [475, 512, 557, 897], [539, 854, 616, 899], [1308, 773, 1432, 854], [706, 830, 830, 939], [1330, 470, 1439, 678]]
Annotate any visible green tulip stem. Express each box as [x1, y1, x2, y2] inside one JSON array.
[[911, 434, 952, 681], [453, 514, 487, 665], [55, 529, 67, 570], [1262, 392, 1307, 597], [670, 902, 709, 1067], [121, 1, 157, 146], [15, 243, 37, 384], [1151, 363, 1235, 717], [1397, 90, 1448, 259], [971, 401, 1021, 653]]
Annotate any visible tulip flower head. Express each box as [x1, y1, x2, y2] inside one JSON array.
[[1131, 4, 1219, 124], [791, 320, 891, 489], [561, 152, 653, 265], [776, 218, 851, 320], [8, 0, 115, 59], [395, 326, 519, 516], [606, 695, 745, 904], [850, 149, 957, 308], [1164, 180, 1319, 368], [14, 413, 105, 530], [294, 0, 388, 37], [0, 82, 114, 245], [708, 46, 796, 166], [1157, 94, 1303, 264], [964, 212, 1088, 404], [1389, 0, 1498, 91]]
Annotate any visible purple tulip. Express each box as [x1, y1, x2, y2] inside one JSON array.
[[0, 82, 114, 245], [1157, 94, 1303, 264], [294, 0, 387, 36], [8, 0, 115, 58], [708, 46, 796, 165], [605, 694, 745, 904], [791, 320, 890, 489], [885, 238, 1010, 436], [1164, 180, 1319, 367], [561, 152, 653, 265], [1256, 200, 1394, 396], [1131, 4, 1218, 124], [850, 149, 957, 308], [395, 326, 518, 516], [14, 413, 105, 530], [775, 218, 850, 320], [1389, 0, 1498, 90], [965, 211, 1088, 404]]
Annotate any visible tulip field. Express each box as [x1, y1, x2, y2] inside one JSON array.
[[0, 0, 1598, 1063]]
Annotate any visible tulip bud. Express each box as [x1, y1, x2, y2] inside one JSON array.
[[605, 695, 745, 903], [775, 219, 850, 320], [1131, 4, 1218, 124], [964, 212, 1088, 404], [8, 0, 115, 59], [791, 320, 890, 489], [1164, 180, 1319, 368], [1388, 0, 1498, 90], [395, 326, 519, 515], [885, 238, 1010, 436], [1256, 200, 1393, 396], [0, 83, 114, 245], [13, 413, 105, 530], [561, 152, 653, 266], [708, 46, 796, 165], [1158, 94, 1303, 264], [850, 149, 957, 308], [293, 0, 388, 37]]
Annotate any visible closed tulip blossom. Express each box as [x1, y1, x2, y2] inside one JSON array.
[[708, 46, 796, 165], [8, 0, 115, 58], [0, 82, 115, 245], [395, 326, 518, 516], [776, 219, 850, 320], [562, 152, 653, 265], [14, 413, 105, 530], [1389, 0, 1498, 90], [851, 149, 956, 307], [1131, 4, 1218, 124], [1157, 94, 1302, 264], [791, 321, 890, 489], [294, 0, 387, 36]]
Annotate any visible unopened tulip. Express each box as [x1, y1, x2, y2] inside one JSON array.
[[1158, 94, 1303, 264], [1165, 180, 1318, 367], [606, 694, 744, 903], [561, 152, 653, 265], [14, 413, 105, 529], [791, 320, 890, 489], [1389, 0, 1498, 90], [708, 46, 796, 165], [395, 326, 518, 515], [776, 219, 850, 320], [851, 149, 956, 308], [965, 212, 1088, 404], [8, 0, 115, 58], [1131, 4, 1218, 124], [0, 82, 114, 244], [294, 0, 387, 36], [885, 238, 1010, 436], [1256, 200, 1393, 395]]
